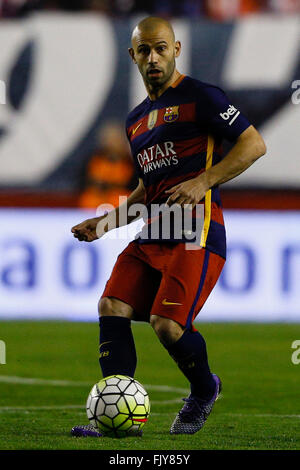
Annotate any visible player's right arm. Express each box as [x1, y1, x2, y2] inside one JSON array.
[[71, 178, 145, 242]]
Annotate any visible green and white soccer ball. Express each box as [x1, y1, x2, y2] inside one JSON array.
[[86, 375, 150, 437]]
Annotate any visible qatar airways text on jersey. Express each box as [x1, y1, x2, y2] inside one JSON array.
[[137, 141, 179, 174]]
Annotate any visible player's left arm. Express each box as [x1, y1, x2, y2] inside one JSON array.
[[204, 124, 266, 187], [165, 125, 266, 208]]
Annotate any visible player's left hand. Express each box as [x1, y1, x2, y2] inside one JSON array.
[[165, 174, 209, 209]]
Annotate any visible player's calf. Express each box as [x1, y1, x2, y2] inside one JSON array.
[[151, 317, 216, 402]]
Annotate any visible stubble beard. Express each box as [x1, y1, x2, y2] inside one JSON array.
[[144, 59, 176, 92]]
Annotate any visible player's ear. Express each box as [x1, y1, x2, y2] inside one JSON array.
[[175, 41, 181, 58], [128, 48, 137, 64]]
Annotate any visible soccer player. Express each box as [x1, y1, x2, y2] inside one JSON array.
[[71, 16, 266, 437]]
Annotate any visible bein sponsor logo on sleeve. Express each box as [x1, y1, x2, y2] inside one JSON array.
[[220, 105, 240, 125]]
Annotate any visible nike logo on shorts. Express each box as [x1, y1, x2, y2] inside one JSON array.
[[162, 299, 183, 306]]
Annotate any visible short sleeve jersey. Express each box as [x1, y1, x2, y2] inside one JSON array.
[[126, 75, 251, 259]]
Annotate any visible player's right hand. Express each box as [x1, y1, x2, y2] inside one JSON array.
[[71, 216, 106, 242]]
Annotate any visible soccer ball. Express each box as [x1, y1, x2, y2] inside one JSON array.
[[86, 374, 150, 437]]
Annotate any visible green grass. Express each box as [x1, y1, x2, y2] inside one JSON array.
[[0, 321, 299, 450]]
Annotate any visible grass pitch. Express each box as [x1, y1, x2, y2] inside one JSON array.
[[0, 321, 299, 450]]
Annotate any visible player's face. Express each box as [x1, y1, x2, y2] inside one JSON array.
[[130, 26, 180, 89]]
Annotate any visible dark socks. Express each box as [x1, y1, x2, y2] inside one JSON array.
[[167, 329, 216, 401], [99, 316, 137, 378]]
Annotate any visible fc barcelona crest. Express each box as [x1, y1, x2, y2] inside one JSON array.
[[147, 109, 158, 130], [164, 106, 179, 122]]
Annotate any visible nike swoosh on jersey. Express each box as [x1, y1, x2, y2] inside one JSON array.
[[132, 122, 142, 135], [162, 299, 183, 306]]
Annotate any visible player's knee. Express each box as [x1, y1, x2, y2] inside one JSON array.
[[98, 297, 133, 319], [150, 315, 184, 347], [98, 297, 118, 317]]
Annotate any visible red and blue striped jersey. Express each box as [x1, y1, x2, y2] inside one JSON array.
[[126, 75, 251, 259]]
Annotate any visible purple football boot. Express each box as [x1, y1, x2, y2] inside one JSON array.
[[71, 423, 143, 438], [170, 374, 222, 435], [71, 423, 102, 437]]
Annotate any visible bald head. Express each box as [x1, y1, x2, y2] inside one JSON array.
[[129, 16, 181, 97], [131, 17, 175, 46]]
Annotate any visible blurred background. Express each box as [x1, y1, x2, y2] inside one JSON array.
[[0, 0, 299, 321]]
